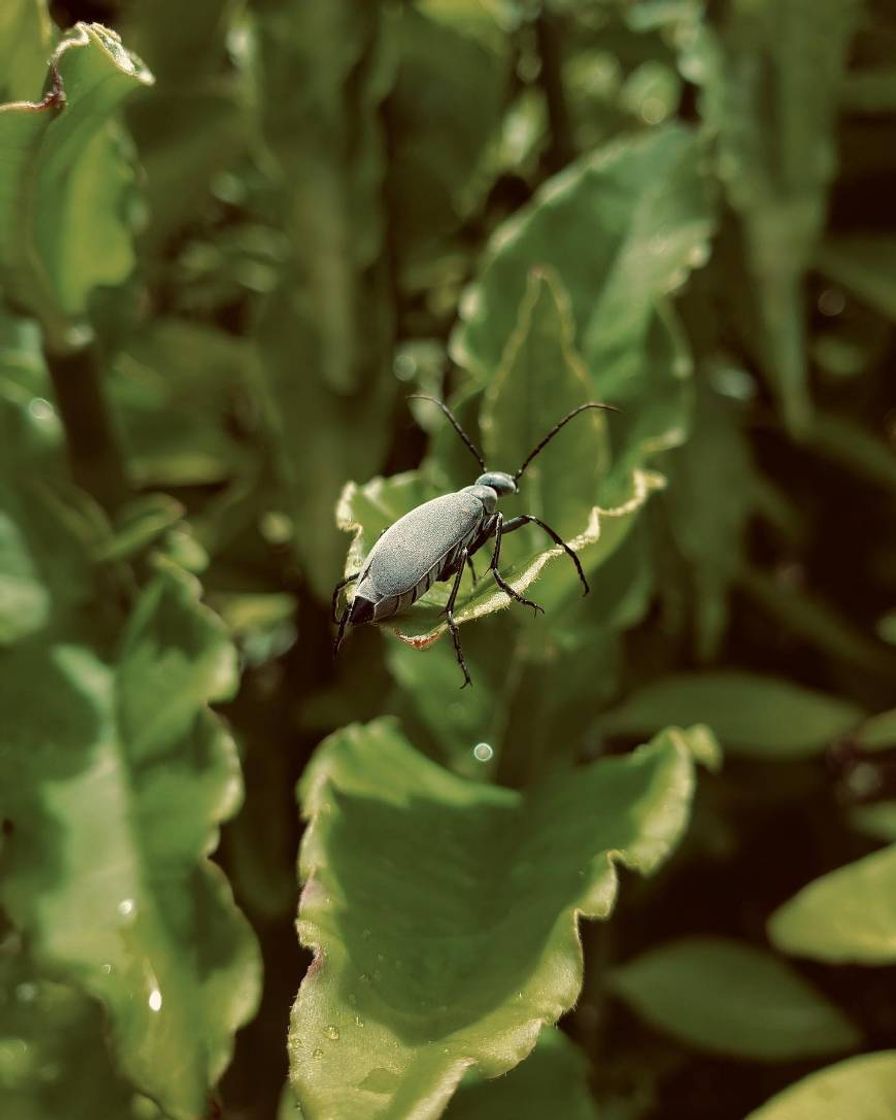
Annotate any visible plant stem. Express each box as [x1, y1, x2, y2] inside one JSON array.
[[535, 4, 573, 174], [45, 343, 129, 512]]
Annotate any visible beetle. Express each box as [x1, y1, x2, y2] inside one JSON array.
[[332, 394, 617, 686]]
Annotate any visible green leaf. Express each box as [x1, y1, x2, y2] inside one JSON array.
[[481, 269, 611, 536], [0, 382, 95, 645], [0, 23, 153, 349], [769, 846, 896, 965], [745, 1052, 896, 1120], [289, 718, 702, 1119], [0, 567, 261, 1118], [609, 937, 860, 1061], [445, 1028, 597, 1120], [697, 0, 860, 432], [452, 123, 714, 391], [0, 0, 54, 102], [816, 237, 896, 322], [0, 951, 151, 1120], [598, 672, 864, 758]]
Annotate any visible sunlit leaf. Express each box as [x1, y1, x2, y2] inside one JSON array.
[[769, 845, 896, 965], [609, 937, 860, 1061], [746, 1052, 896, 1120], [0, 22, 152, 349], [0, 565, 261, 1118], [452, 123, 714, 391], [289, 718, 703, 1119]]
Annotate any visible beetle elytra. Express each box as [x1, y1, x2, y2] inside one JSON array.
[[332, 395, 616, 687]]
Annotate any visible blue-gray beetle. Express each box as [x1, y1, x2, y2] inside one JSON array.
[[332, 395, 617, 686]]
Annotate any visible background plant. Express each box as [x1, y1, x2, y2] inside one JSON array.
[[2, 2, 896, 1118]]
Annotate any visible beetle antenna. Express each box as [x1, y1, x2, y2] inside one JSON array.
[[513, 402, 618, 483], [408, 394, 486, 472]]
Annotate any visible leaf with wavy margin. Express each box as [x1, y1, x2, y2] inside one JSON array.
[[287, 717, 706, 1119]]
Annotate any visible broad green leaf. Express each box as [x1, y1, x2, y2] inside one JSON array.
[[252, 0, 398, 594], [0, 951, 152, 1120], [0, 567, 261, 1118], [289, 718, 702, 1119], [445, 1028, 597, 1120], [746, 1052, 896, 1120], [0, 0, 54, 102], [452, 123, 713, 389], [598, 672, 864, 758], [697, 0, 860, 432], [453, 125, 711, 490], [817, 237, 896, 322], [769, 845, 896, 965], [0, 23, 152, 349], [609, 937, 860, 1061], [481, 269, 611, 536]]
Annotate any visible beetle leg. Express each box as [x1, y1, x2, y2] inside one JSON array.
[[489, 514, 544, 616], [333, 609, 350, 659], [502, 515, 589, 595], [466, 554, 477, 584], [331, 572, 360, 623], [446, 548, 473, 688]]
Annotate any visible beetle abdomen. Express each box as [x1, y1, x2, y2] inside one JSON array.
[[355, 491, 486, 617]]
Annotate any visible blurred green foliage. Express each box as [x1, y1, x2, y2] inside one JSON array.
[[2, 1, 896, 1118]]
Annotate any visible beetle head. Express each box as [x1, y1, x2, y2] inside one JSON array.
[[475, 471, 517, 496]]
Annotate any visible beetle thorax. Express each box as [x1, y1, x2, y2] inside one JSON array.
[[475, 471, 517, 496]]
